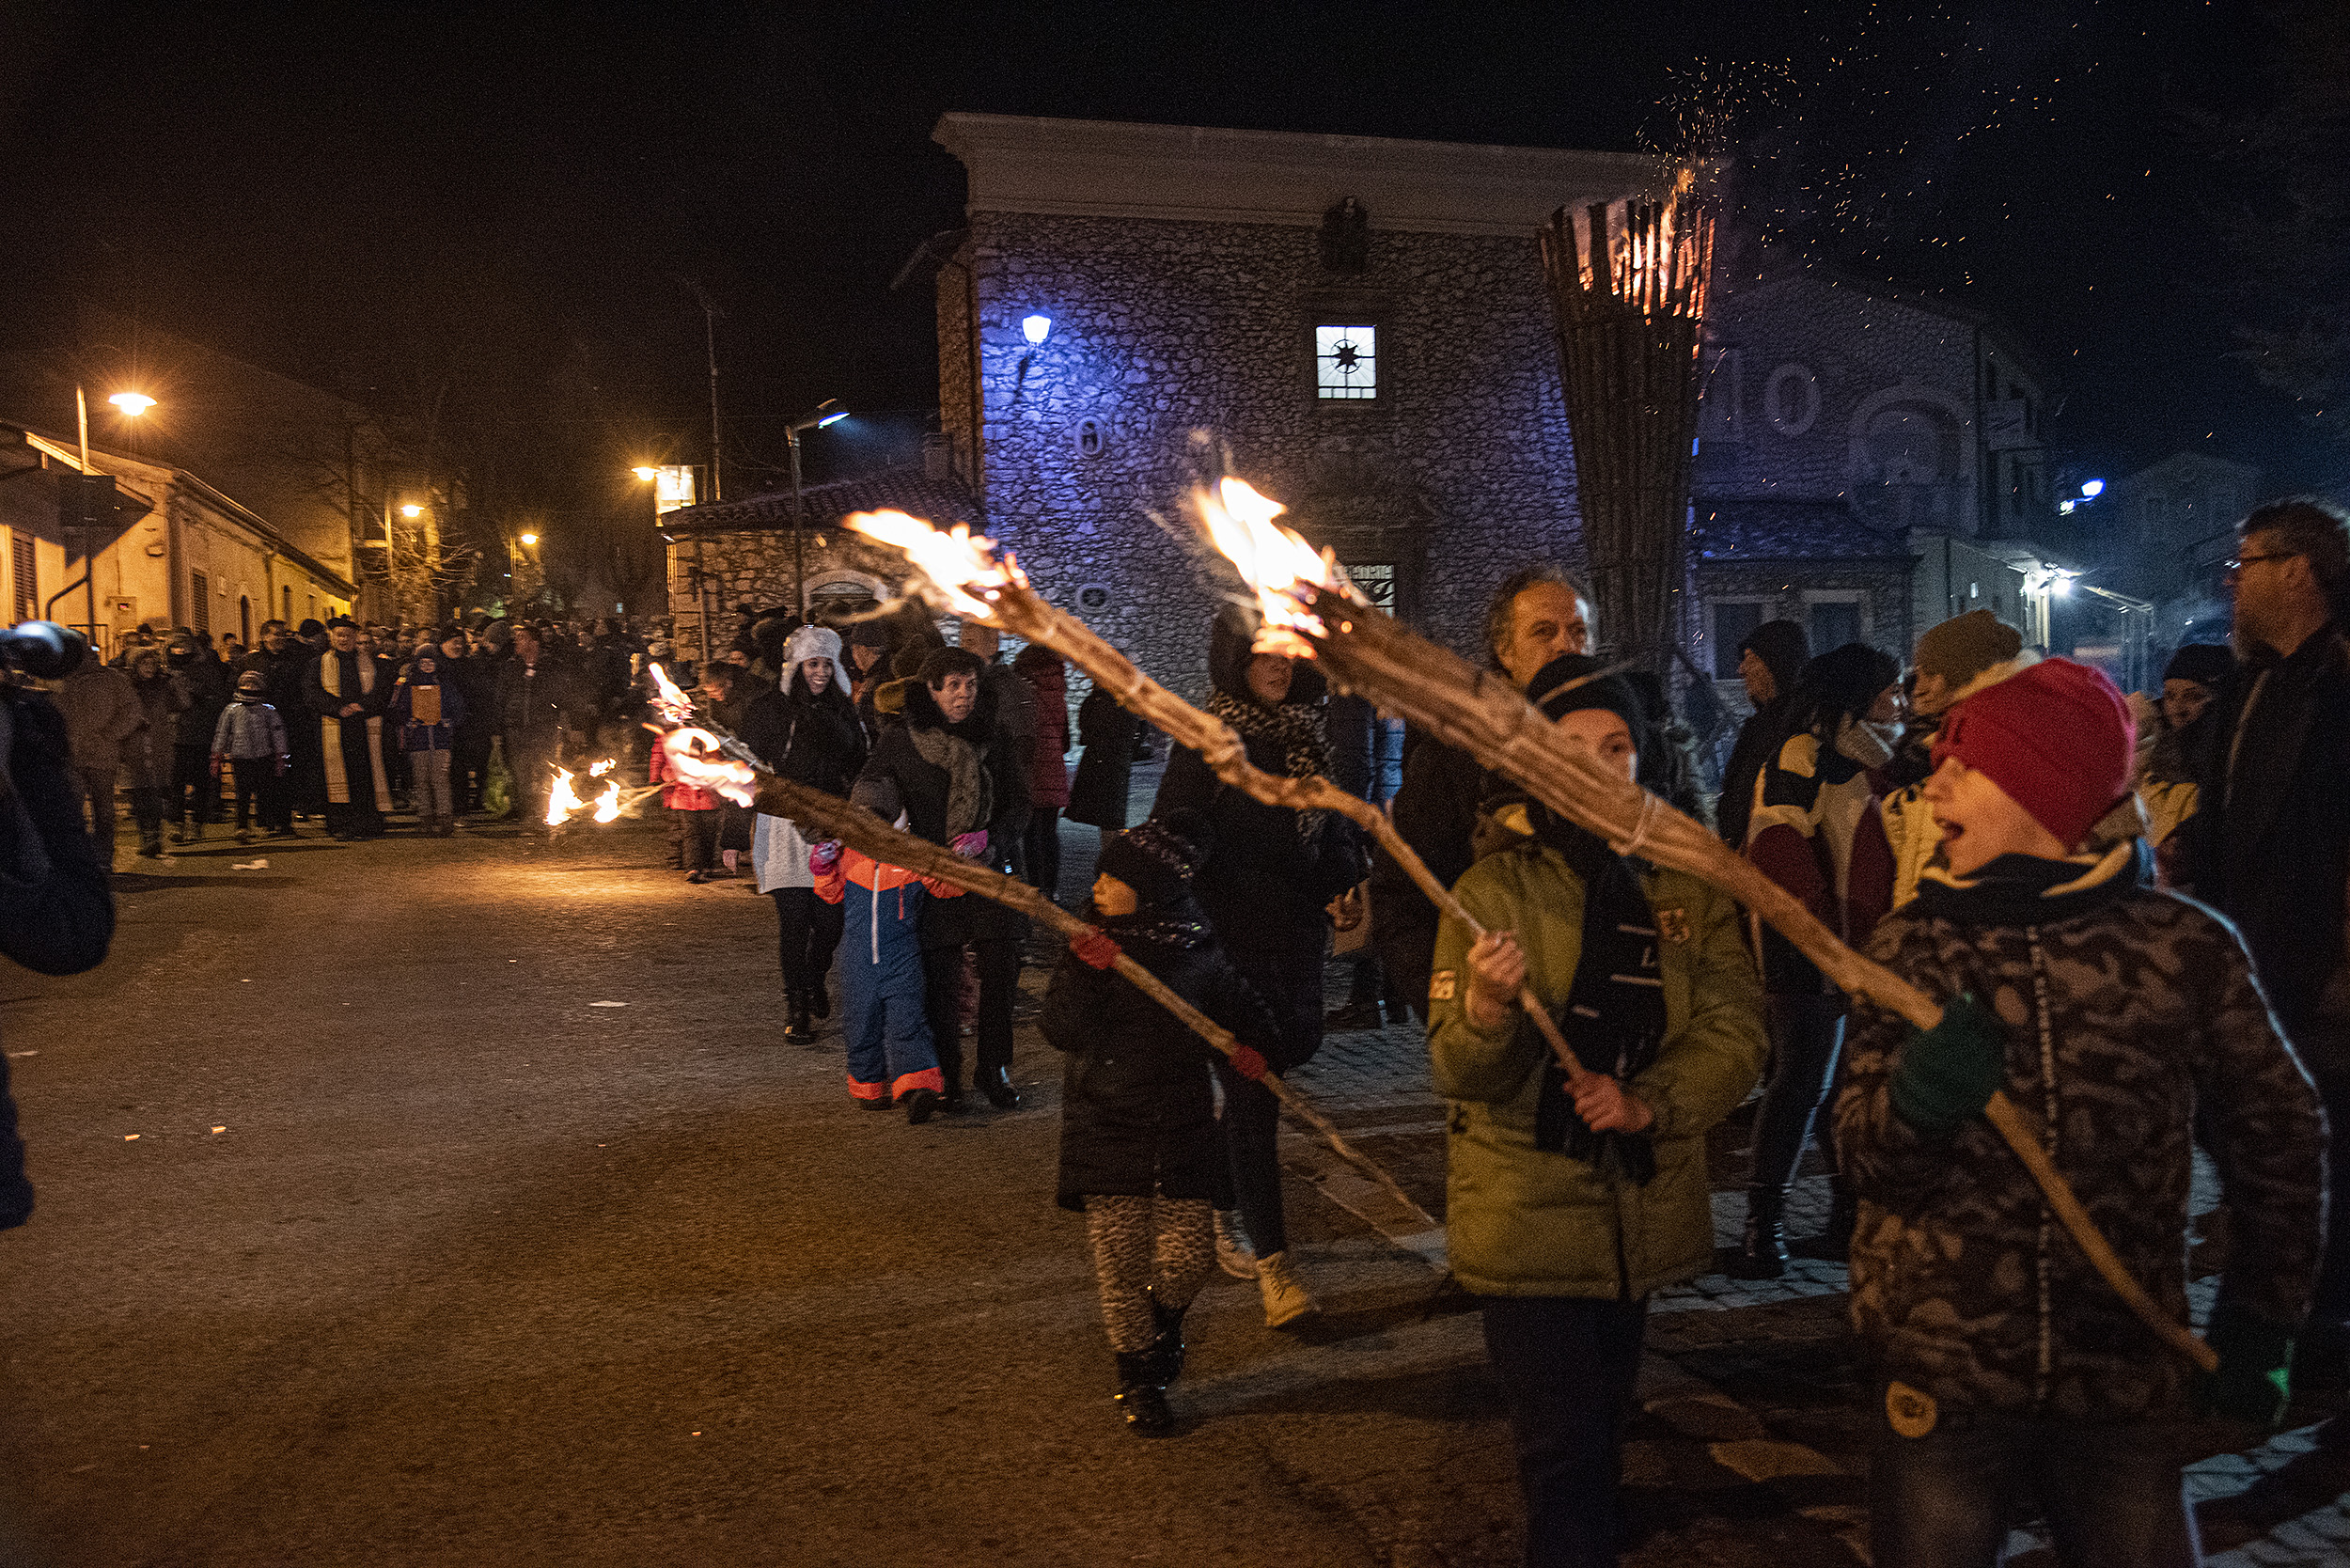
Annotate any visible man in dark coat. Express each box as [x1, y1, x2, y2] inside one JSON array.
[[438, 629, 496, 815], [1371, 564, 1594, 1023], [1067, 683, 1141, 836], [2175, 496, 2350, 1387], [302, 618, 392, 839], [855, 646, 1031, 1110], [0, 661, 120, 1231], [1716, 618, 1810, 852], [494, 624, 581, 829], [165, 634, 231, 841]]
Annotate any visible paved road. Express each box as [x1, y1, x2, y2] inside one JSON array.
[[3, 811, 2345, 1566]]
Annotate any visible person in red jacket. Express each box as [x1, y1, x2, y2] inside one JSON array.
[[1014, 644, 1073, 902], [1731, 641, 1903, 1277]]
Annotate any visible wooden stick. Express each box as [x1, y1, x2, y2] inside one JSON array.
[[1297, 588, 2217, 1372], [970, 576, 1598, 1091], [720, 760, 1433, 1232]]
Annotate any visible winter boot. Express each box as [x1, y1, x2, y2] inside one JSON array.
[[1145, 1297, 1189, 1387], [1256, 1250, 1318, 1327], [781, 990, 813, 1044], [1112, 1351, 1173, 1435], [898, 1086, 939, 1125], [1214, 1211, 1257, 1280], [978, 1064, 1021, 1110], [1729, 1189, 1789, 1279], [808, 980, 831, 1021], [1792, 1184, 1858, 1263]]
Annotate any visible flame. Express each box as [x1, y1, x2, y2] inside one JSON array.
[[646, 663, 696, 726], [845, 510, 1014, 619], [592, 780, 623, 823], [546, 767, 587, 826], [1190, 478, 1344, 655], [588, 759, 615, 778], [660, 728, 758, 807]]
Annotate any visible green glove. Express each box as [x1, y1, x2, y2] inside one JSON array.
[[2199, 1301, 2295, 1430], [1889, 994, 2006, 1137]]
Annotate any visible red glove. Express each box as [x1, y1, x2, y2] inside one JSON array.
[[951, 830, 989, 859], [807, 839, 842, 873], [1071, 929, 1121, 969], [1227, 1045, 1270, 1082]]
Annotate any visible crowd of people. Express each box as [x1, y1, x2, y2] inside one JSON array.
[[11, 493, 2350, 1567]]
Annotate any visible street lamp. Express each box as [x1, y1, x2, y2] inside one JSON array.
[[785, 400, 847, 617], [632, 465, 659, 482], [519, 533, 539, 546], [55, 385, 154, 650], [400, 504, 423, 519]]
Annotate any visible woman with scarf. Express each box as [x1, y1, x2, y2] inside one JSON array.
[[1429, 654, 1764, 1568], [1732, 641, 1904, 1278], [1042, 809, 1282, 1434], [1152, 605, 1369, 1325], [739, 625, 869, 1043]]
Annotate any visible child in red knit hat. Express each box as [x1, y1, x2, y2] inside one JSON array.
[[1832, 657, 2326, 1567]]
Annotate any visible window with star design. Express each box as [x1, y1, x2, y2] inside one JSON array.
[[1315, 324, 1377, 400]]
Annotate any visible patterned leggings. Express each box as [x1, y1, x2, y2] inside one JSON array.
[[1084, 1194, 1216, 1354]]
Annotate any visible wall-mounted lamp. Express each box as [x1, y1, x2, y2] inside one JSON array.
[[1022, 313, 1054, 346], [2079, 478, 2105, 499]]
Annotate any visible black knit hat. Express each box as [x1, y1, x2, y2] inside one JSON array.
[[2163, 643, 2234, 687], [1098, 809, 1214, 911], [1741, 619, 1810, 693], [1528, 653, 1646, 734]]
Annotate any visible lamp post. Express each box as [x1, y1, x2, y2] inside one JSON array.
[[785, 400, 847, 618], [64, 387, 154, 651]]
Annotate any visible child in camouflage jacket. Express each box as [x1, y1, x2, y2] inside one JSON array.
[[1833, 656, 2326, 1568]]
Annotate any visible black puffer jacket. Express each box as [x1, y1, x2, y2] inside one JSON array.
[[737, 671, 866, 795], [1151, 613, 1367, 957], [857, 677, 1029, 945], [1042, 910, 1280, 1210]]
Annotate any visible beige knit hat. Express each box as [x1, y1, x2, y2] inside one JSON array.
[[1914, 610, 2023, 687]]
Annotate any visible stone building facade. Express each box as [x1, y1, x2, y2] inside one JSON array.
[[924, 113, 1658, 700]]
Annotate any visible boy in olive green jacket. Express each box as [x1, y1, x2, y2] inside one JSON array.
[[1428, 655, 1765, 1568]]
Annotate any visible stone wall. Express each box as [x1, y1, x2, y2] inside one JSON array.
[[664, 530, 936, 656], [946, 209, 1586, 701]]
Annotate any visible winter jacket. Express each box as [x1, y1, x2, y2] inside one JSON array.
[[211, 699, 289, 762], [240, 647, 310, 744], [856, 678, 1029, 946], [440, 651, 499, 741], [120, 671, 185, 790], [1716, 696, 1791, 853], [1018, 659, 1072, 809], [1836, 843, 2325, 1419], [0, 689, 118, 1228], [647, 737, 717, 810], [1428, 805, 1765, 1299], [494, 656, 580, 741], [1042, 914, 1280, 1211], [1745, 720, 1897, 995], [1372, 733, 1490, 1013], [1151, 614, 1368, 959], [53, 663, 144, 775], [168, 655, 231, 750], [740, 674, 869, 893], [2176, 623, 2350, 1043], [1065, 687, 1138, 830], [387, 678, 463, 752]]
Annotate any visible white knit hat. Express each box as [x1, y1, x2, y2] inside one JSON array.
[[782, 624, 852, 697]]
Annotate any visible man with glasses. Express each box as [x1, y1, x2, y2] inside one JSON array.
[[2179, 496, 2350, 1397]]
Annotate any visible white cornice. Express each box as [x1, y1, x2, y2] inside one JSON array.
[[933, 113, 1662, 237]]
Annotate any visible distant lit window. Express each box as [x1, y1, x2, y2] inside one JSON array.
[[1316, 325, 1377, 400]]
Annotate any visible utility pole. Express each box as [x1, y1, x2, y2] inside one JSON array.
[[681, 280, 726, 503]]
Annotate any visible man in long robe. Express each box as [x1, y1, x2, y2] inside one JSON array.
[[303, 619, 392, 840]]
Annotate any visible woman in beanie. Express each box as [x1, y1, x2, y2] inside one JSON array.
[[2135, 642, 2233, 858], [1834, 657, 2323, 1567], [1152, 604, 1369, 1324], [1042, 808, 1282, 1435], [739, 625, 868, 1042], [1431, 652, 1764, 1567], [1732, 641, 1903, 1278]]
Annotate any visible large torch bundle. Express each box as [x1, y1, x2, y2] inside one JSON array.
[[844, 486, 2213, 1372], [1538, 173, 1712, 671]]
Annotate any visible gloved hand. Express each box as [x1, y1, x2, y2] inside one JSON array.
[[2199, 1300, 2295, 1430], [1889, 994, 2006, 1137], [951, 830, 989, 860], [1071, 930, 1121, 970], [807, 839, 842, 872]]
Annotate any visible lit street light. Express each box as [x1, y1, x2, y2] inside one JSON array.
[[52, 385, 155, 650], [400, 504, 423, 519], [632, 466, 659, 482], [107, 392, 156, 416], [519, 533, 539, 547], [786, 400, 847, 616]]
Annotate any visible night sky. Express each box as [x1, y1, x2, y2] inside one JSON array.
[[0, 0, 2317, 556]]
